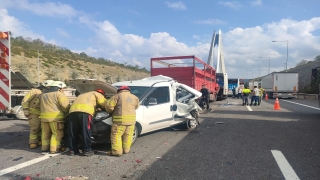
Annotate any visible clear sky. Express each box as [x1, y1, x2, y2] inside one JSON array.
[[0, 0, 319, 79]]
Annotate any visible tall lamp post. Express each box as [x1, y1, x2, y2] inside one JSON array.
[[259, 57, 270, 74], [272, 40, 288, 72]]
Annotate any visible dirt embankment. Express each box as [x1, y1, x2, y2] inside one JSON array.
[[11, 54, 150, 85]]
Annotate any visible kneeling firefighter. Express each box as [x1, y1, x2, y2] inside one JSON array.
[[67, 89, 107, 156], [39, 81, 70, 154], [21, 80, 54, 149], [105, 86, 140, 156]]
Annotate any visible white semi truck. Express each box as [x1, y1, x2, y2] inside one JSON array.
[[261, 72, 299, 99]]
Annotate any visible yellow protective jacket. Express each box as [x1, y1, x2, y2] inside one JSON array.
[[21, 88, 42, 115], [242, 88, 251, 96], [39, 91, 70, 122], [259, 88, 265, 96], [105, 90, 140, 125], [69, 91, 106, 116]]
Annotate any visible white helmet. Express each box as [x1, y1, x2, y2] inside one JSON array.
[[41, 80, 54, 87], [50, 81, 67, 89]]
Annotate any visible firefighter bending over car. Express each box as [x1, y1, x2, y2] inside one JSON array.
[[22, 80, 54, 149], [67, 89, 107, 156], [105, 86, 140, 157], [39, 81, 70, 154]]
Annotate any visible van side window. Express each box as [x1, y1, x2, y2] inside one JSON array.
[[176, 86, 195, 104], [147, 87, 170, 105]]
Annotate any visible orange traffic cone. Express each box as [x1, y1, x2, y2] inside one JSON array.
[[273, 98, 281, 110], [265, 93, 268, 100]]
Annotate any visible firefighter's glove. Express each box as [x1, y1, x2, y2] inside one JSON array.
[[23, 109, 29, 117]]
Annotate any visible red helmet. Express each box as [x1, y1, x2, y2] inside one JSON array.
[[117, 86, 130, 92], [96, 89, 105, 95]]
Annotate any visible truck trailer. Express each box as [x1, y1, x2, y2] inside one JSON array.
[[249, 81, 260, 90], [261, 72, 299, 99], [150, 55, 220, 101]]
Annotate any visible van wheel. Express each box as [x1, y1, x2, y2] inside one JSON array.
[[187, 119, 197, 130], [132, 125, 138, 144]]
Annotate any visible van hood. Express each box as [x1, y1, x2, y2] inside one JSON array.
[[70, 79, 117, 98]]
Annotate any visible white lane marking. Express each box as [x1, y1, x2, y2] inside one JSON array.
[[247, 106, 253, 111], [271, 150, 300, 180], [282, 100, 320, 110], [0, 153, 60, 176]]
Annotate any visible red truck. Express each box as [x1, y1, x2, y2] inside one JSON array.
[[150, 55, 220, 101]]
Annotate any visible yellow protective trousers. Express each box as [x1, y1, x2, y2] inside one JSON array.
[[41, 121, 64, 152], [110, 124, 135, 156], [28, 114, 41, 144]]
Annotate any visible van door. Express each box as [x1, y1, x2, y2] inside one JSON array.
[[142, 86, 174, 132]]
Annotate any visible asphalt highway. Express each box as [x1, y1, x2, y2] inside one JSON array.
[[0, 97, 319, 180]]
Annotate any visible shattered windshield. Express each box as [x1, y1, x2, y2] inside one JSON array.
[[115, 86, 150, 99]]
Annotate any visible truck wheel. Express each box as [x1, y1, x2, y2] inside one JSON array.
[[15, 108, 27, 120]]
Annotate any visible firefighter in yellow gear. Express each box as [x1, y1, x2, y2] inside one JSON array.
[[105, 86, 140, 156], [67, 89, 107, 156], [39, 81, 70, 154], [21, 80, 54, 149]]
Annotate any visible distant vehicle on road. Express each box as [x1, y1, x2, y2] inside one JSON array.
[[228, 78, 239, 96], [261, 72, 299, 99], [249, 81, 260, 90]]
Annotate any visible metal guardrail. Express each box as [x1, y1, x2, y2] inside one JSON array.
[[297, 93, 318, 100]]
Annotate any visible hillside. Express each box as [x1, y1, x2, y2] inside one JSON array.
[[287, 60, 320, 93], [9, 36, 150, 86]]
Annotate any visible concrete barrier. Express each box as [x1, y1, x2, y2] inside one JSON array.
[[297, 93, 318, 101]]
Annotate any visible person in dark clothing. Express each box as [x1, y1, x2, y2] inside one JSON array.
[[200, 84, 210, 110], [67, 89, 107, 156], [232, 87, 236, 98]]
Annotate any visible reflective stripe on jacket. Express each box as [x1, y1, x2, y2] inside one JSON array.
[[105, 90, 140, 125], [69, 91, 106, 115], [39, 91, 70, 122], [21, 88, 42, 115]]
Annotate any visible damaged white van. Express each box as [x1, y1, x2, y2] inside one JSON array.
[[70, 75, 202, 144]]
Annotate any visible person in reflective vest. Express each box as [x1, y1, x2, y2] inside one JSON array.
[[21, 80, 54, 149], [67, 89, 107, 156], [242, 87, 251, 106], [258, 86, 265, 105], [105, 86, 140, 156], [39, 81, 70, 154]]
